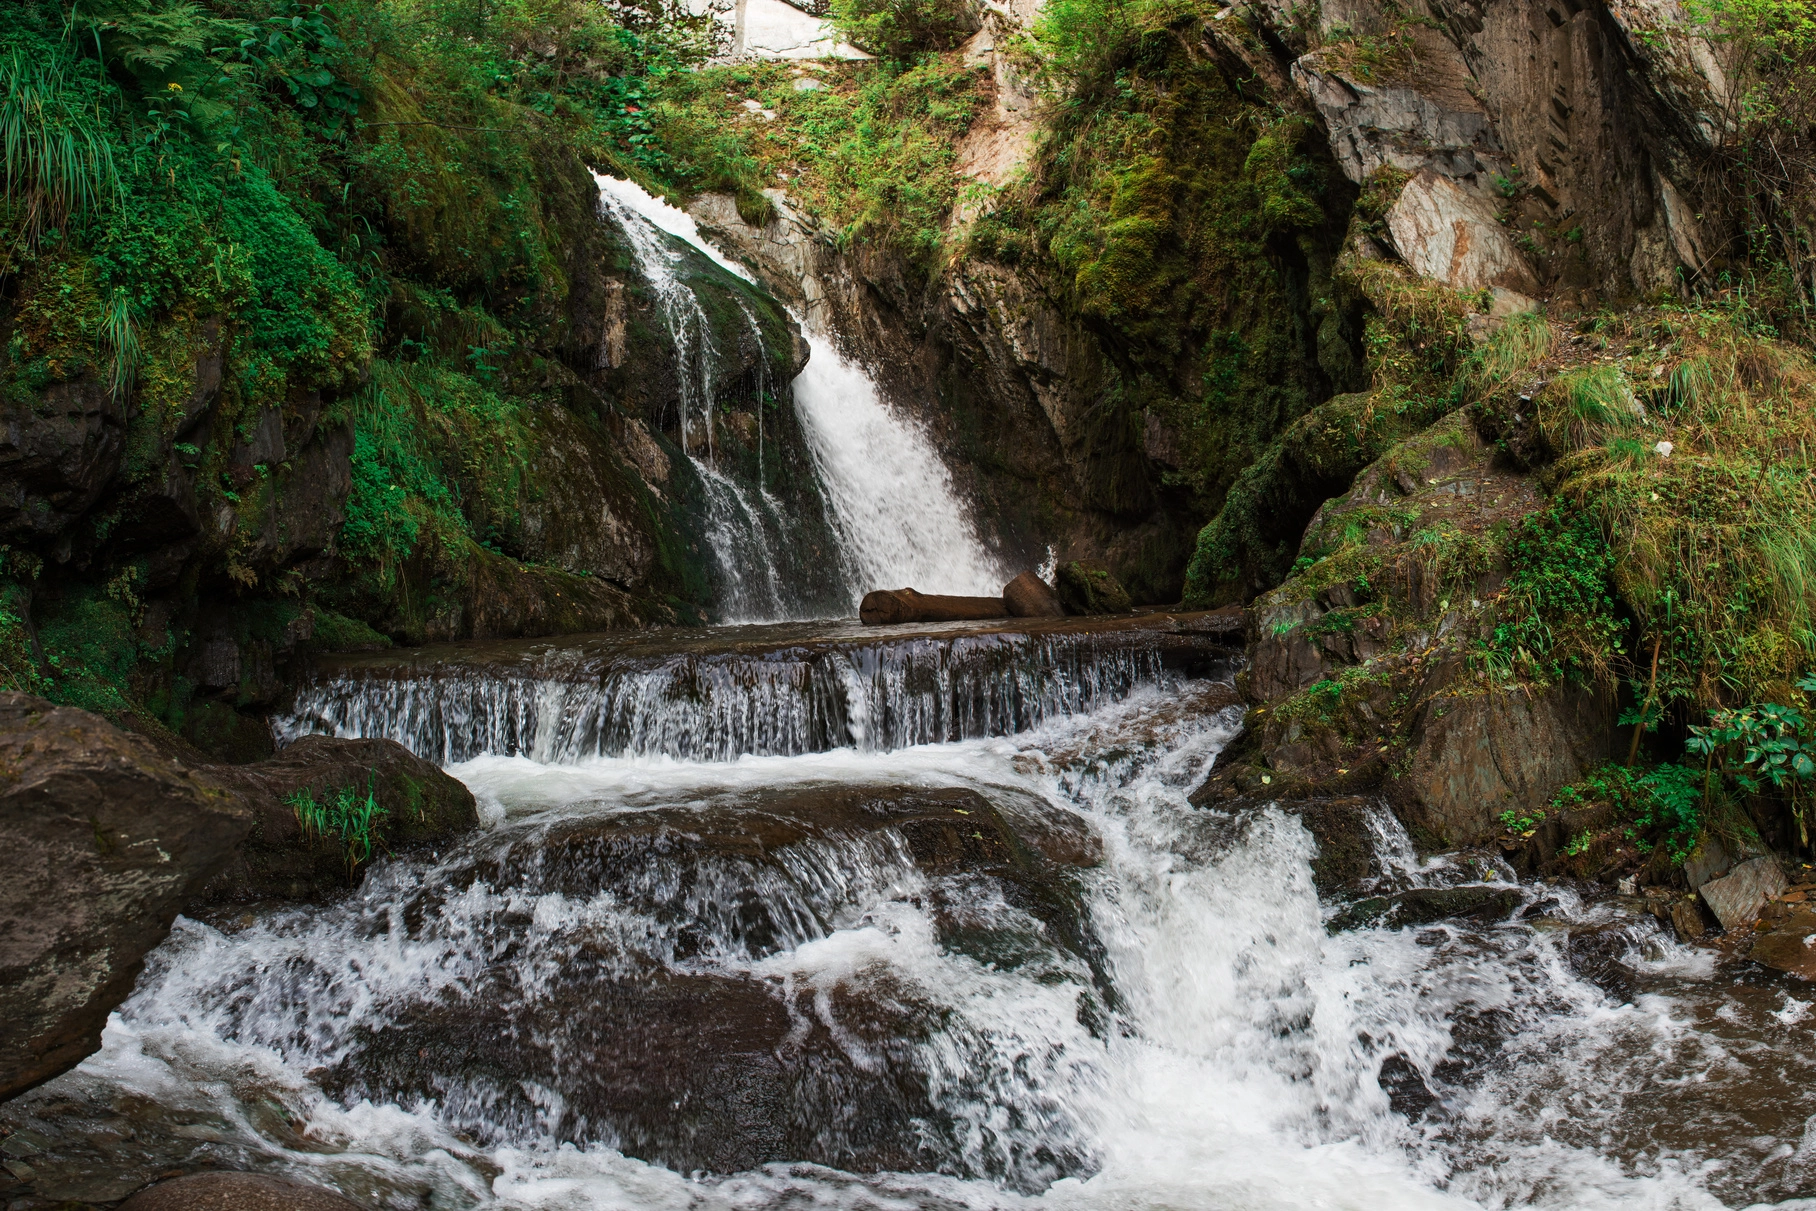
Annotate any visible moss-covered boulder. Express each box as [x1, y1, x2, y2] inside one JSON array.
[[1055, 561, 1132, 615], [1196, 406, 1618, 848]]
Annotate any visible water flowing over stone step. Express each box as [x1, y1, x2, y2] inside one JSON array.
[[279, 611, 1241, 765]]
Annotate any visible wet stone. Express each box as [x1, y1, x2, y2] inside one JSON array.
[[1750, 901, 1816, 980], [1327, 885, 1523, 933]]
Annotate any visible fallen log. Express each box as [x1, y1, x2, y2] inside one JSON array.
[[860, 587, 1009, 626], [1002, 570, 1064, 618]]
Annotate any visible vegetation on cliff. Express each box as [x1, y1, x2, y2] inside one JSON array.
[[0, 0, 806, 750]]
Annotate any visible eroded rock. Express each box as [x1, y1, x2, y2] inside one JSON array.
[[0, 694, 251, 1101], [1385, 170, 1540, 296]]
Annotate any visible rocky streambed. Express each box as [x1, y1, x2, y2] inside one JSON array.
[[8, 614, 1816, 1209]]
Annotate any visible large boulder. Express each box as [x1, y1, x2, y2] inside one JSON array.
[[201, 735, 480, 902], [0, 694, 251, 1102]]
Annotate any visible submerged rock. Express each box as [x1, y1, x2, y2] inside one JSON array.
[[0, 694, 251, 1102], [199, 735, 479, 903], [1055, 561, 1132, 615]]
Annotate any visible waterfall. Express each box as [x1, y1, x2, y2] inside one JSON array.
[[277, 621, 1230, 765], [791, 330, 1008, 604], [594, 176, 1007, 617]]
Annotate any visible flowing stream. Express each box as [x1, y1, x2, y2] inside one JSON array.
[[12, 617, 1816, 1209]]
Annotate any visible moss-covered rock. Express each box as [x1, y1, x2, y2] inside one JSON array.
[[1055, 560, 1132, 615]]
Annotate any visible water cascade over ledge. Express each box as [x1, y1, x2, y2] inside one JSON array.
[[278, 613, 1239, 764]]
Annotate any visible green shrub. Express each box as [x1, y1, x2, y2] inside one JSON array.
[[830, 0, 980, 59]]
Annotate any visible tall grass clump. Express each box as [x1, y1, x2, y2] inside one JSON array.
[[0, 49, 122, 252]]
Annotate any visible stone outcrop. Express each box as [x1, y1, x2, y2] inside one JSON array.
[[1194, 410, 1617, 848], [0, 694, 251, 1102], [200, 735, 479, 902], [1286, 0, 1722, 302]]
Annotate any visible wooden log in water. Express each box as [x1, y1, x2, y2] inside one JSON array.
[[859, 588, 1009, 626]]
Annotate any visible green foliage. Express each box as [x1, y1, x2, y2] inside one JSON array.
[[830, 0, 980, 59], [341, 359, 532, 583], [286, 781, 388, 870], [1533, 761, 1707, 862], [310, 608, 394, 651], [647, 56, 984, 266], [1480, 506, 1626, 686], [1687, 688, 1816, 792]]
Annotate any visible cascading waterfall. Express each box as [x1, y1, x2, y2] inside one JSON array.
[[14, 661, 1792, 1210], [790, 330, 1008, 603], [595, 176, 1007, 615], [277, 622, 1223, 764]]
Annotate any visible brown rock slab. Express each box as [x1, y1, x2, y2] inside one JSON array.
[[1002, 570, 1063, 618], [1700, 856, 1788, 932], [120, 1171, 361, 1211], [200, 735, 479, 902], [0, 693, 252, 1102], [859, 588, 1008, 626], [1750, 903, 1816, 979]]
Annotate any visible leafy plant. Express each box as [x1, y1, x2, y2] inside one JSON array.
[[286, 780, 389, 871]]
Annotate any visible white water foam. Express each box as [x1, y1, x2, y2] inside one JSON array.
[[25, 677, 1812, 1211]]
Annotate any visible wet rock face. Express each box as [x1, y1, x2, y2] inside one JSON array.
[[199, 735, 479, 903], [316, 784, 1104, 1182], [119, 1172, 362, 1211], [0, 693, 251, 1102]]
